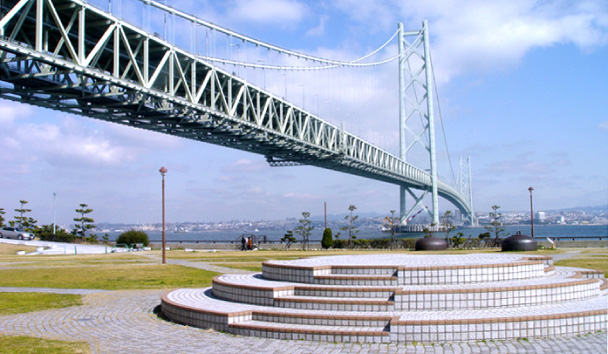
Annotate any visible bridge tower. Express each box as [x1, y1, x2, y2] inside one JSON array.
[[458, 156, 476, 225], [398, 20, 440, 225]]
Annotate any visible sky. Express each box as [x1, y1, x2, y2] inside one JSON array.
[[1, 0, 607, 226]]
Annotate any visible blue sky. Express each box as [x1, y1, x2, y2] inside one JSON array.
[[1, 0, 607, 225]]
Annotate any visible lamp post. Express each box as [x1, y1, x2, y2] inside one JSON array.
[[53, 192, 56, 235], [528, 186, 534, 238], [160, 167, 168, 264]]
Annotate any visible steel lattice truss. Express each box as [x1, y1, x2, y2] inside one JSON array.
[[0, 0, 472, 219]]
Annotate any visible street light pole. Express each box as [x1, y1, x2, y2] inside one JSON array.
[[528, 186, 534, 238], [160, 167, 168, 264], [53, 192, 56, 235]]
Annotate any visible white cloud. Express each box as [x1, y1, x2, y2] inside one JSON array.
[[306, 15, 328, 37], [599, 121, 608, 130], [223, 158, 267, 173], [0, 102, 33, 125], [230, 0, 307, 24], [0, 113, 185, 172], [404, 0, 608, 80]]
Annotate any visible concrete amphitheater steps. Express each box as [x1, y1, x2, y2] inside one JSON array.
[[161, 254, 608, 343], [211, 268, 601, 311]]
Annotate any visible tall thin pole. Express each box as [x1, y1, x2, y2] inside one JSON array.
[[160, 167, 168, 264], [53, 192, 56, 235], [528, 186, 534, 238], [162, 175, 166, 264], [324, 202, 327, 230]]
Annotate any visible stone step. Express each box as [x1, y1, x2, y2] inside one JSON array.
[[314, 274, 398, 286], [293, 285, 394, 298], [251, 310, 391, 327], [275, 295, 394, 312], [229, 320, 390, 343], [395, 278, 601, 311]]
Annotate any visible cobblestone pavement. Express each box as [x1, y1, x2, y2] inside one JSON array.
[[0, 289, 605, 354]]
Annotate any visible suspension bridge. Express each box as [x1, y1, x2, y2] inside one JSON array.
[[0, 0, 474, 225]]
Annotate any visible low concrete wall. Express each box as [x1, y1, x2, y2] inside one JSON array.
[[150, 240, 607, 251], [538, 240, 608, 248]]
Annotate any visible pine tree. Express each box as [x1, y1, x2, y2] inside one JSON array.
[[73, 203, 95, 238], [13, 200, 37, 232], [294, 212, 313, 250], [280, 230, 297, 249], [485, 205, 507, 240], [341, 205, 359, 249]]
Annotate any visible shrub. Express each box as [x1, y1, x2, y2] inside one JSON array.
[[321, 228, 333, 249], [36, 224, 76, 243], [370, 238, 391, 249], [400, 239, 416, 250], [353, 239, 370, 249], [333, 239, 347, 249], [116, 230, 149, 247]]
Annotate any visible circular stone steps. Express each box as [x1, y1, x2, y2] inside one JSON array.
[[161, 254, 607, 343]]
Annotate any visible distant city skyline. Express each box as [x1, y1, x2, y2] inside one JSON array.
[[1, 0, 607, 225]]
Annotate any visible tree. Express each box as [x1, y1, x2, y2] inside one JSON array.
[[13, 200, 37, 232], [441, 210, 456, 240], [450, 232, 466, 249], [280, 230, 297, 249], [321, 228, 333, 249], [116, 230, 149, 247], [423, 223, 436, 238], [485, 205, 507, 241], [386, 210, 399, 249], [294, 212, 313, 250], [73, 203, 95, 238], [0, 208, 5, 227], [341, 205, 359, 249]]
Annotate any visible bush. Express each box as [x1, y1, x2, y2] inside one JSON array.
[[332, 239, 347, 249], [400, 239, 416, 250], [321, 228, 333, 249], [370, 238, 391, 249], [36, 224, 76, 243], [116, 230, 149, 247]]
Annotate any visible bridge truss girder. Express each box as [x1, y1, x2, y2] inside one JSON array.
[[0, 0, 473, 221]]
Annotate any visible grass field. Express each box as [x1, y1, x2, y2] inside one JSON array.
[[554, 257, 608, 277], [0, 335, 90, 354], [0, 292, 83, 316]]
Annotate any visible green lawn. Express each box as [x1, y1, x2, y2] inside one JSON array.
[[0, 335, 90, 354], [0, 292, 83, 315], [554, 257, 608, 277], [0, 264, 218, 290]]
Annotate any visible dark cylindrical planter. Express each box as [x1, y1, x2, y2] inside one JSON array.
[[501, 231, 537, 251], [415, 236, 448, 251]]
